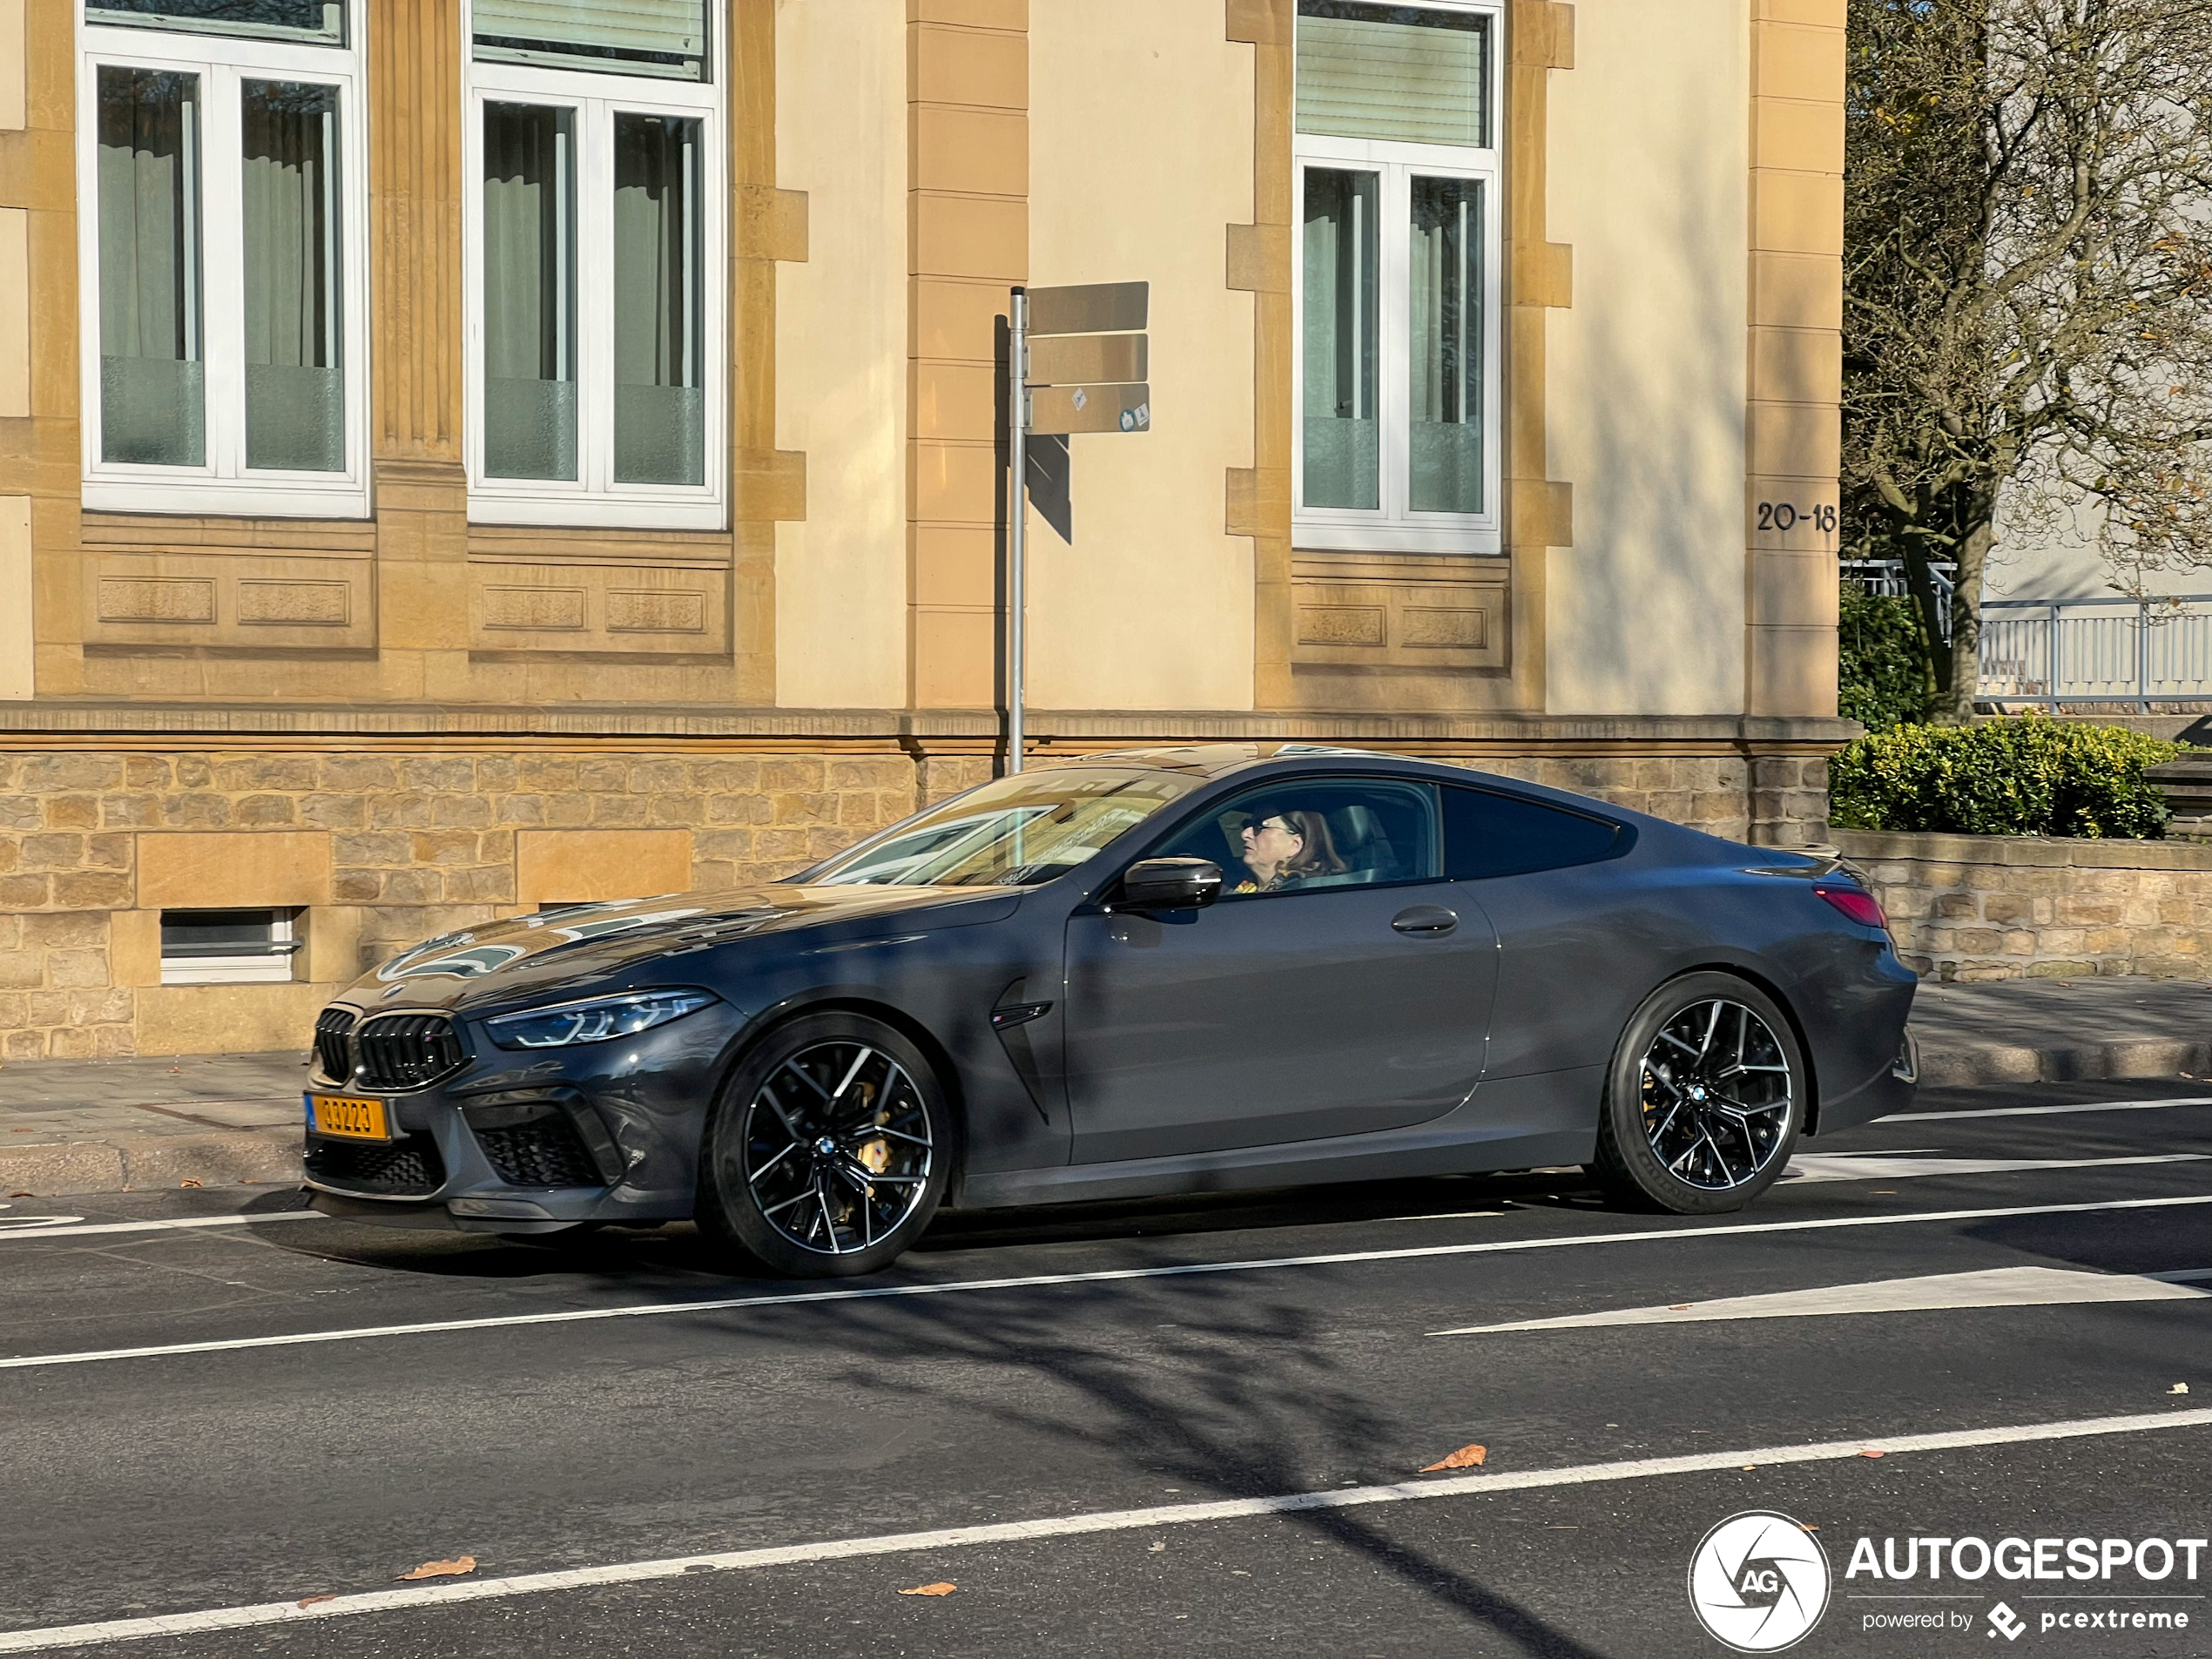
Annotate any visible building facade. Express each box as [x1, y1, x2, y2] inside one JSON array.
[[0, 0, 1849, 1055]]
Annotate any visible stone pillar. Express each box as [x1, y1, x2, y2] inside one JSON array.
[[368, 0, 469, 699], [906, 0, 1027, 711], [1744, 0, 1844, 718]]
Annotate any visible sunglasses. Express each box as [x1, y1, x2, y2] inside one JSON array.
[[1244, 817, 1298, 837]]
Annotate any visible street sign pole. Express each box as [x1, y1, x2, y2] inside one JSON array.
[[1002, 278, 1147, 778], [1008, 286, 1028, 774]]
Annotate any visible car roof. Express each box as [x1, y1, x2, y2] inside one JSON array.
[[1066, 742, 1408, 778], [1056, 743, 1696, 839]]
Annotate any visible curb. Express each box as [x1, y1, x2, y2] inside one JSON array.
[[0, 1130, 302, 1197], [1914, 1039, 2212, 1089]]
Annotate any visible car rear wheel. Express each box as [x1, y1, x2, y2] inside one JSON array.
[[1588, 973, 1805, 1215], [698, 1012, 951, 1278]]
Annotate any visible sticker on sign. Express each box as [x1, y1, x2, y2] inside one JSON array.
[[1029, 382, 1150, 436]]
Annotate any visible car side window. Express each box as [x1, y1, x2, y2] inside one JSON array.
[[1444, 786, 1628, 880], [1150, 779, 1441, 898]]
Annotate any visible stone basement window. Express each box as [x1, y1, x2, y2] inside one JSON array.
[[159, 907, 302, 984]]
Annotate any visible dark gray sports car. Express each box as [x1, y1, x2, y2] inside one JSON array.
[[301, 744, 1918, 1275]]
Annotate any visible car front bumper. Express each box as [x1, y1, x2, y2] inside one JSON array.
[[301, 1001, 745, 1231]]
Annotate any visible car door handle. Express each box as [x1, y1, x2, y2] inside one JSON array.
[[1391, 906, 1459, 936]]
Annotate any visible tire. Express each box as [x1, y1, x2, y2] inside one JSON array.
[[697, 1012, 952, 1278], [1587, 973, 1806, 1216]]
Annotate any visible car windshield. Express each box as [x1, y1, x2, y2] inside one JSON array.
[[806, 768, 1199, 888]]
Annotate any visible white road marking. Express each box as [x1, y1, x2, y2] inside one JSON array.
[[1783, 1153, 2207, 1183], [1887, 1096, 2212, 1123], [3, 1406, 2208, 1654], [4, 1193, 2211, 1374], [1432, 1265, 2212, 1334], [0, 1212, 324, 1243]]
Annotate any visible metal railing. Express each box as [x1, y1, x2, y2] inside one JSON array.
[[1978, 595, 2212, 711], [1842, 559, 1955, 639]]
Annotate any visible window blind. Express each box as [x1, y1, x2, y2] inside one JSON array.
[[85, 2, 345, 48], [1295, 2, 1488, 149], [473, 0, 709, 82]]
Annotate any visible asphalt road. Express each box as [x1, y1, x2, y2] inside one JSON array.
[[1, 1080, 2209, 1657]]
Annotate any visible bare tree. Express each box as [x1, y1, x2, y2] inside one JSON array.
[[1844, 0, 2212, 720]]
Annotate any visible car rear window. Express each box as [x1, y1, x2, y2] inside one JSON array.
[[1444, 786, 1627, 880]]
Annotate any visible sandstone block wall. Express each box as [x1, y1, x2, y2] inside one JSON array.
[[1833, 828, 2212, 982], [0, 742, 1830, 1056]]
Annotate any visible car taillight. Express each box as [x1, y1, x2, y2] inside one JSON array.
[[1817, 885, 1887, 930]]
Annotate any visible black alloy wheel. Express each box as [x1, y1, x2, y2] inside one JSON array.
[[1588, 972, 1806, 1215], [698, 1012, 952, 1277]]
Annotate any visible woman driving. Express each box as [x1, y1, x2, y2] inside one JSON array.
[[1233, 807, 1348, 893]]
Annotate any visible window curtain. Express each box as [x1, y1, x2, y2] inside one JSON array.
[[97, 66, 204, 466], [1302, 167, 1379, 510], [241, 80, 342, 472], [612, 112, 702, 486], [482, 102, 576, 481], [1295, 1, 1488, 147], [1408, 176, 1482, 513]]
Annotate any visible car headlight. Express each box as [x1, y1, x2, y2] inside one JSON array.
[[484, 988, 718, 1050]]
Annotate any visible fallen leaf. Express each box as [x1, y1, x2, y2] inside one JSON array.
[[296, 1595, 335, 1608], [1420, 1443, 1487, 1473], [1669, 1304, 1692, 1312], [899, 1581, 957, 1597], [395, 1557, 476, 1581], [1803, 1525, 1822, 1533], [1742, 1465, 1757, 1471], [1858, 1450, 1886, 1459], [179, 1178, 204, 1189], [2171, 1383, 2191, 1395]]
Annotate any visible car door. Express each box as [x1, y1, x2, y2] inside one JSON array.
[[1442, 782, 1656, 1081], [1062, 776, 1499, 1163]]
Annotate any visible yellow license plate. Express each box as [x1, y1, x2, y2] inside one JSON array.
[[307, 1094, 391, 1142]]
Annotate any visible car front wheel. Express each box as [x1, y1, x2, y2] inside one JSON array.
[[698, 1012, 951, 1277], [1588, 973, 1806, 1215]]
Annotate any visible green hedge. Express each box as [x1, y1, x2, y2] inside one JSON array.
[[1838, 587, 1932, 733], [1829, 718, 2183, 839]]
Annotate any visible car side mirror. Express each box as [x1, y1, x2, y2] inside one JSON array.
[[1119, 857, 1222, 911]]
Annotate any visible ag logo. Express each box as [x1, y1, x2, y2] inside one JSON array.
[[1688, 1511, 1831, 1652]]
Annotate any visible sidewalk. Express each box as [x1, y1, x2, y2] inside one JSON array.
[[1906, 976, 2212, 1087], [0, 1051, 310, 1197], [2, 979, 2209, 1196]]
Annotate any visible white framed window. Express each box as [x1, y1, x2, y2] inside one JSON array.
[[160, 906, 301, 984], [462, 1, 725, 529], [77, 3, 370, 518], [1293, 0, 1503, 555]]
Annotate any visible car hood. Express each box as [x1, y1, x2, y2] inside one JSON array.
[[334, 883, 1022, 1015]]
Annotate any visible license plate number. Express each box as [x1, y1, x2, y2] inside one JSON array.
[[307, 1094, 390, 1142]]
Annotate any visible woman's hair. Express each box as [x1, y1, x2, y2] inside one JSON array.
[[1278, 809, 1347, 879]]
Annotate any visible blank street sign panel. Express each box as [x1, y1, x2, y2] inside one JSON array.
[[1028, 334, 1147, 386], [1029, 383, 1151, 435], [1026, 281, 1148, 336]]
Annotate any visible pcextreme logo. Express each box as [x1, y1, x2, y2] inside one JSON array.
[[1688, 1511, 1833, 1652]]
